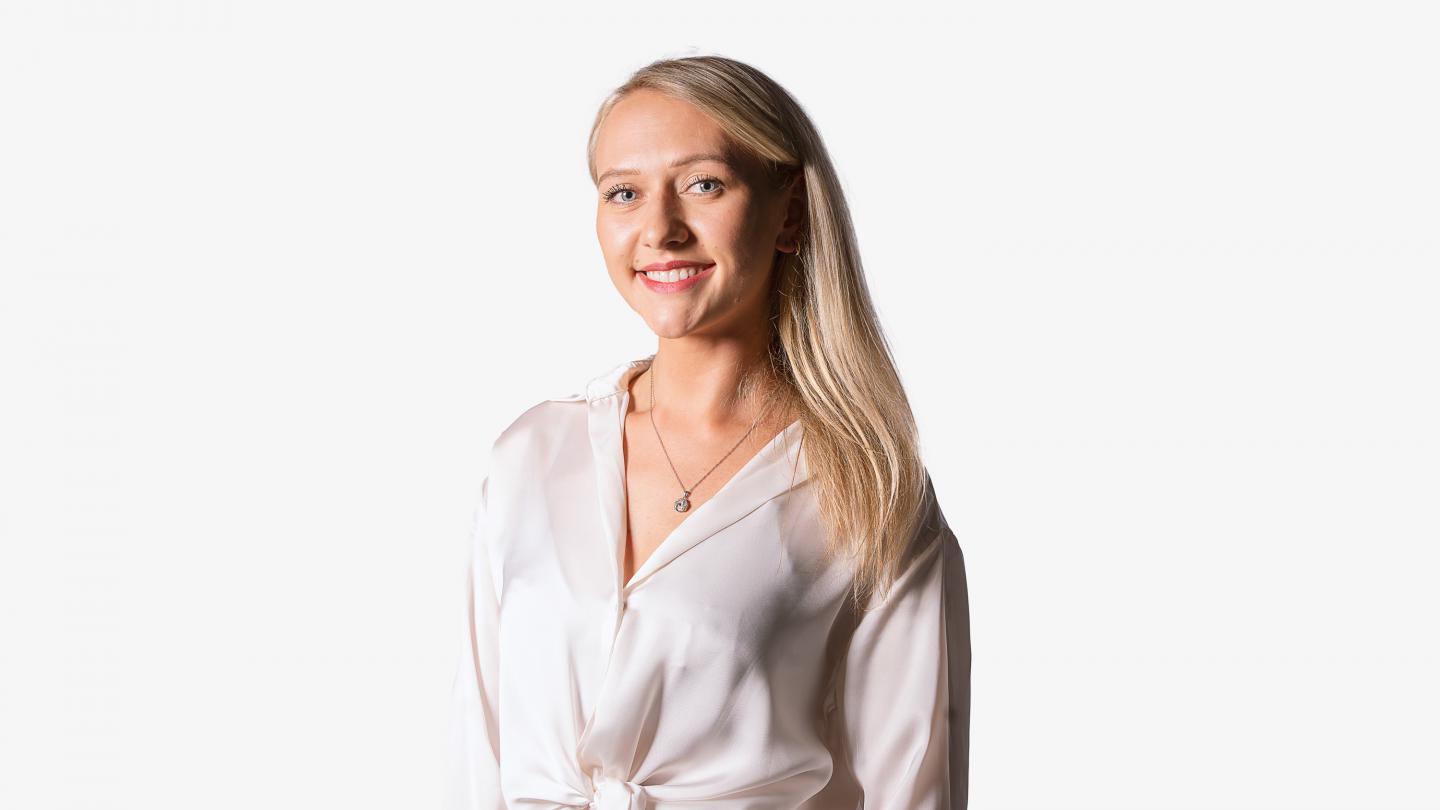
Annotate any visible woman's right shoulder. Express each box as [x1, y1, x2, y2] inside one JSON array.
[[479, 356, 630, 478], [487, 394, 589, 462]]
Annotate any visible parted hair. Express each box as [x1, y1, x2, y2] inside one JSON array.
[[586, 54, 929, 608]]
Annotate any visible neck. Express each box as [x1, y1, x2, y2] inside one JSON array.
[[634, 334, 790, 437]]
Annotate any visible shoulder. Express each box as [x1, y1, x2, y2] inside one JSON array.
[[487, 393, 589, 465], [888, 471, 960, 587], [478, 356, 634, 476]]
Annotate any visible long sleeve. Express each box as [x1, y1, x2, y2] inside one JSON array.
[[446, 474, 506, 810], [835, 484, 971, 809]]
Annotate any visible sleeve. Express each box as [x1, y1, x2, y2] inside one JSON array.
[[446, 474, 507, 810], [835, 482, 972, 809]]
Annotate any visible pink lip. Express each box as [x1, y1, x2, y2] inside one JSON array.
[[637, 262, 716, 293], [639, 260, 712, 272]]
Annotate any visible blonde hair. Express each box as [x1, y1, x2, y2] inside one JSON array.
[[587, 55, 928, 607]]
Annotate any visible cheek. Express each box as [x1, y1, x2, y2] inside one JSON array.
[[713, 225, 767, 273], [695, 210, 754, 260], [715, 202, 774, 261], [596, 218, 633, 269]]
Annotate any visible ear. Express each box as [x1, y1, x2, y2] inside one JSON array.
[[775, 172, 807, 254]]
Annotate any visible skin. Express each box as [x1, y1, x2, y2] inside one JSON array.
[[591, 88, 806, 584]]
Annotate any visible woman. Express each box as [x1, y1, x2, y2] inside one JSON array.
[[450, 55, 970, 809]]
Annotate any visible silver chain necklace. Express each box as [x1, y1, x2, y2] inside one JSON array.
[[647, 358, 780, 513]]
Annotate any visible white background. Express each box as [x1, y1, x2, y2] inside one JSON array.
[[2, 1, 1436, 808]]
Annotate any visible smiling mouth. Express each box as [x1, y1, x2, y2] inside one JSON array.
[[636, 263, 715, 283]]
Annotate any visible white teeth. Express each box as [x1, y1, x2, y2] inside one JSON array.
[[644, 265, 708, 282]]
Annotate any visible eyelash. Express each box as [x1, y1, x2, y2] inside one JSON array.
[[601, 175, 724, 204]]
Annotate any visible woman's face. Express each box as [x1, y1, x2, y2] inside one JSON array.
[[593, 89, 801, 340]]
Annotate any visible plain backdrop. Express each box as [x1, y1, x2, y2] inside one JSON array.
[[1, 1, 1436, 808]]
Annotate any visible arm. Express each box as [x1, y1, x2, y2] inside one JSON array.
[[446, 475, 506, 810], [836, 480, 972, 809]]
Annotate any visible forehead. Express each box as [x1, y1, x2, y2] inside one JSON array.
[[594, 89, 735, 171]]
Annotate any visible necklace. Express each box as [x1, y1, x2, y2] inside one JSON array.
[[647, 358, 781, 513]]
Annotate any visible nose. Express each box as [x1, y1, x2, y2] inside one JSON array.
[[640, 192, 689, 250], [589, 775, 648, 810]]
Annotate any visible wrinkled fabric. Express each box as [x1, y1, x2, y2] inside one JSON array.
[[447, 354, 971, 809]]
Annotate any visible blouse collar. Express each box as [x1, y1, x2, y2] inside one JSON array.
[[578, 352, 812, 593], [582, 353, 658, 403]]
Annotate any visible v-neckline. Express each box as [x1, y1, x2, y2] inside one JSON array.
[[614, 385, 804, 593]]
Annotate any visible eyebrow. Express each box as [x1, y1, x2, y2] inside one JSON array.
[[595, 152, 736, 186]]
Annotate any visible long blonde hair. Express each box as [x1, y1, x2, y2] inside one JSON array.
[[587, 54, 928, 607]]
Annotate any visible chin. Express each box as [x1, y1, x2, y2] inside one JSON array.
[[646, 321, 694, 340], [639, 310, 700, 339]]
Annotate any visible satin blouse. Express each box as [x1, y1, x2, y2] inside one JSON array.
[[447, 354, 971, 809]]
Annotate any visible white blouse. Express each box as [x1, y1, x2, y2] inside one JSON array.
[[447, 354, 971, 810]]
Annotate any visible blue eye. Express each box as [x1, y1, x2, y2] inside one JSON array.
[[601, 185, 636, 203], [690, 176, 723, 194], [600, 175, 724, 204]]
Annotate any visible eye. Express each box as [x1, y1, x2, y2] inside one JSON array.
[[600, 175, 725, 205], [601, 184, 636, 204], [688, 175, 724, 195]]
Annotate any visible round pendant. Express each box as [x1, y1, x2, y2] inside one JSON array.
[[674, 495, 690, 512]]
